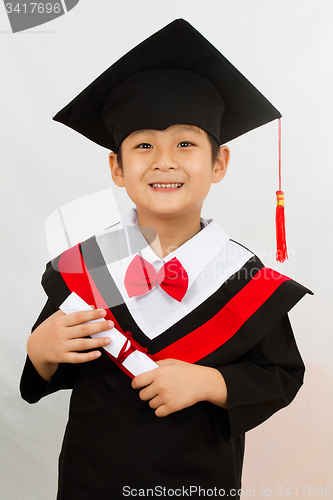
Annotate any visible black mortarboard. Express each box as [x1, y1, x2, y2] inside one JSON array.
[[53, 19, 281, 152]]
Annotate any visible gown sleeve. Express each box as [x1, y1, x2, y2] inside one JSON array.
[[20, 299, 74, 404], [216, 314, 304, 440]]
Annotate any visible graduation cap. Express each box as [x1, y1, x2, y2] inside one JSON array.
[[53, 19, 287, 262], [53, 18, 281, 152]]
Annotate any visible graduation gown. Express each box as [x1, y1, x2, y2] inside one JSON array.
[[20, 225, 311, 499]]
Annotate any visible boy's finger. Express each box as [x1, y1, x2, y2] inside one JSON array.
[[155, 405, 170, 418], [138, 384, 158, 402], [68, 335, 112, 352], [62, 308, 107, 327], [148, 395, 163, 409], [65, 350, 103, 364], [70, 319, 114, 338], [132, 369, 156, 390]]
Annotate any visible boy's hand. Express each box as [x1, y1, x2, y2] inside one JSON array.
[[27, 308, 114, 381], [132, 359, 228, 417]]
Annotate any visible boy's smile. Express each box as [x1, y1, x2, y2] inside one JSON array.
[[109, 124, 229, 228], [149, 182, 183, 191]]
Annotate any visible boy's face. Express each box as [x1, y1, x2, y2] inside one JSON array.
[[109, 124, 229, 223]]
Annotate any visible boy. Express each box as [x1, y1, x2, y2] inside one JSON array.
[[20, 19, 311, 499]]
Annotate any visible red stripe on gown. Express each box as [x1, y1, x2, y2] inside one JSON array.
[[58, 244, 123, 331], [58, 245, 137, 378], [151, 268, 291, 364], [58, 246, 291, 368]]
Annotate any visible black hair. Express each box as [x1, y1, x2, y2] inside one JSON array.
[[116, 130, 220, 170], [207, 132, 220, 164]]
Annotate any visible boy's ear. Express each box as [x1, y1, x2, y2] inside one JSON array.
[[109, 152, 125, 187], [212, 145, 230, 184]]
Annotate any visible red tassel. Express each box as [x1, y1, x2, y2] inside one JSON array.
[[276, 191, 288, 262], [275, 119, 288, 263]]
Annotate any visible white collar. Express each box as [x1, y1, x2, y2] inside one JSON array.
[[124, 209, 229, 289], [97, 209, 229, 300]]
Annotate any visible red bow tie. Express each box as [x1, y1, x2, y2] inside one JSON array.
[[124, 255, 188, 302]]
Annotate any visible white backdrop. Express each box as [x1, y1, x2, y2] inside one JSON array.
[[1, 1, 332, 499]]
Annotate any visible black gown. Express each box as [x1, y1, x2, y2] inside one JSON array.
[[20, 234, 311, 499]]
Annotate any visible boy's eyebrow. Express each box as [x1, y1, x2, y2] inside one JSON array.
[[130, 125, 202, 137]]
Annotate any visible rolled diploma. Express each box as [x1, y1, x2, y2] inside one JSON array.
[[59, 292, 158, 376]]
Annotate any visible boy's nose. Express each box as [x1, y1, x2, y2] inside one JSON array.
[[151, 152, 178, 171]]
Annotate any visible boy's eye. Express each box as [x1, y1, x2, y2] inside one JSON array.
[[137, 143, 153, 149], [177, 141, 194, 148]]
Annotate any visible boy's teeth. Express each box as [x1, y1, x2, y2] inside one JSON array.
[[151, 183, 182, 188]]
